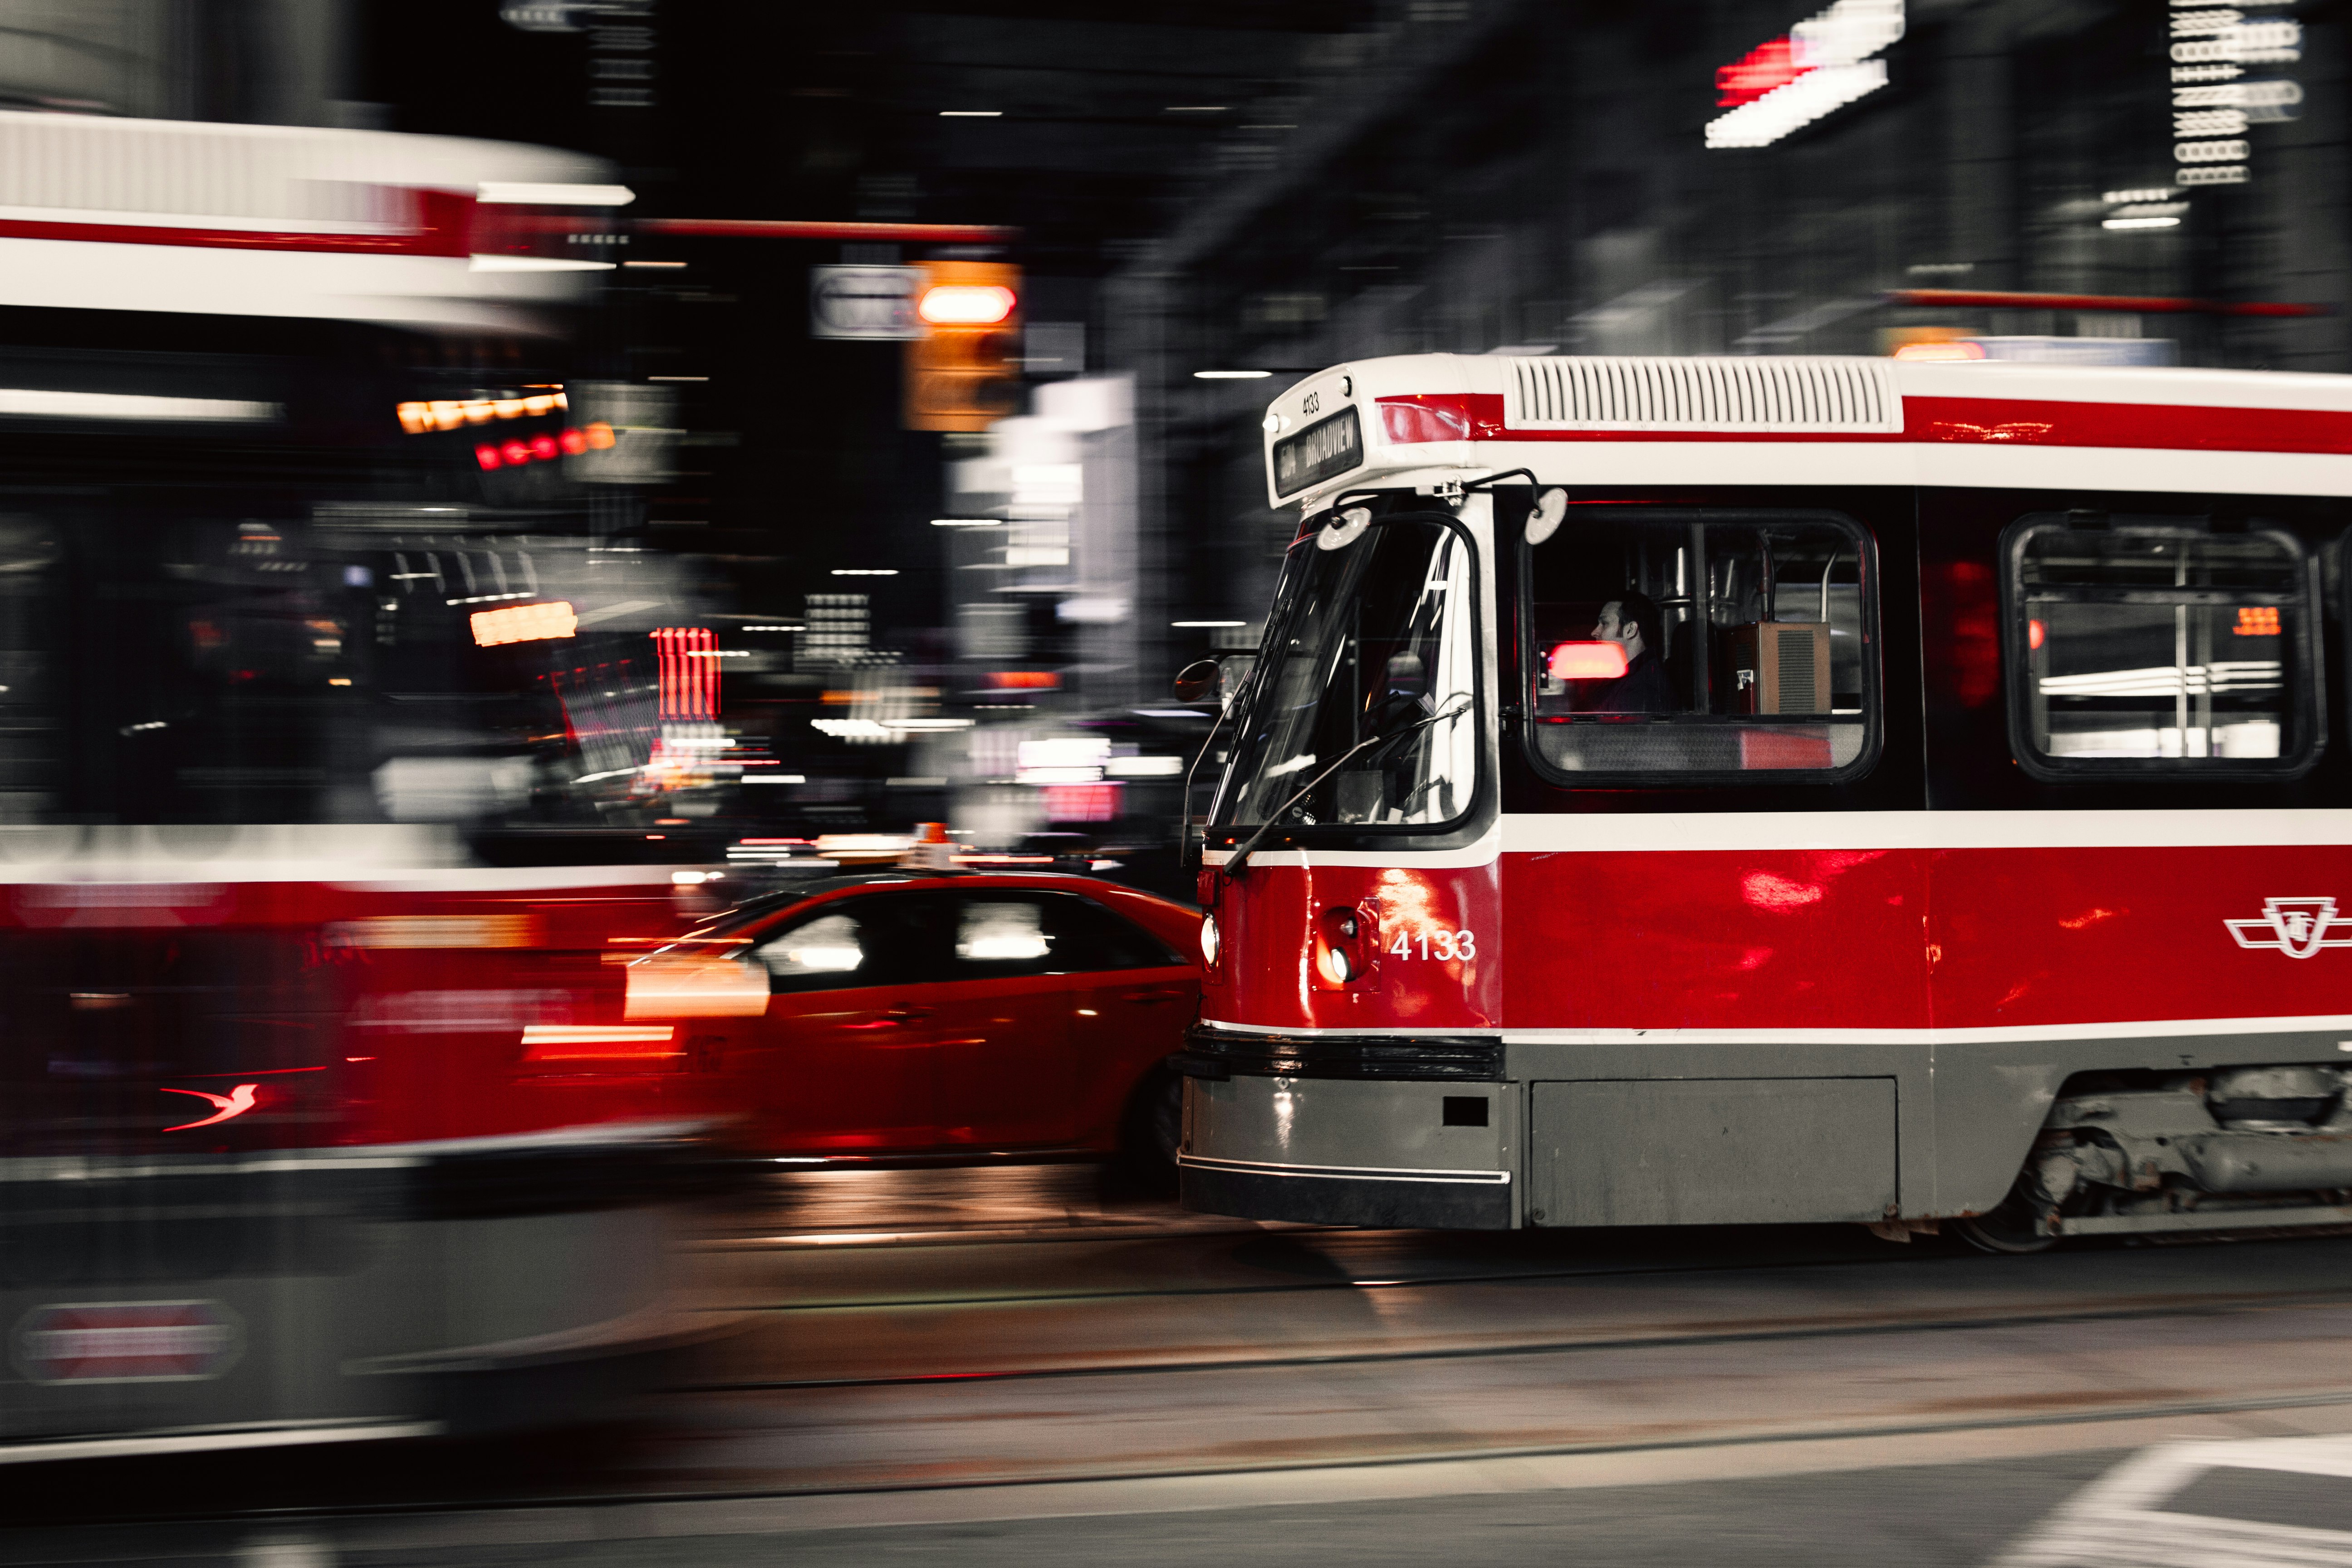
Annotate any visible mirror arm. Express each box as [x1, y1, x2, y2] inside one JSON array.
[[1179, 660, 1259, 871], [1224, 695, 1470, 878]]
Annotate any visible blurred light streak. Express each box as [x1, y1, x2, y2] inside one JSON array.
[[1195, 369, 1273, 379], [0, 389, 276, 421], [476, 182, 635, 206], [654, 627, 720, 719], [397, 392, 567, 431], [469, 255, 613, 272], [917, 284, 1017, 324], [1884, 287, 2329, 317], [471, 601, 578, 647], [1706, 60, 1888, 147], [1706, 0, 1902, 148], [1891, 340, 1987, 361], [160, 1083, 260, 1132], [639, 219, 1017, 242]]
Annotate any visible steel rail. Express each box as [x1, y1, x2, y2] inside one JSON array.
[[677, 1284, 2352, 1392]]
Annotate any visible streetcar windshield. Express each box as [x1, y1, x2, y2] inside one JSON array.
[[1214, 512, 1476, 830]]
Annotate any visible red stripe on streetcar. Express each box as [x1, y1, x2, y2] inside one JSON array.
[[637, 219, 1019, 242], [1372, 392, 2352, 456], [0, 191, 475, 258]]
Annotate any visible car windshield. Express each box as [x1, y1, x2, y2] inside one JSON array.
[[1213, 512, 1477, 830]]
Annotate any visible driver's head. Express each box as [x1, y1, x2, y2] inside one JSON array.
[[1382, 652, 1425, 694], [1592, 589, 1662, 661]]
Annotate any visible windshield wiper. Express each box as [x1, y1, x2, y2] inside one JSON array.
[[1223, 694, 1472, 878]]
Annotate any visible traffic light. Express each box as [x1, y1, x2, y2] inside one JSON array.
[[904, 260, 1021, 432]]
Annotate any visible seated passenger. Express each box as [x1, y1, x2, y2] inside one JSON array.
[[1584, 589, 1674, 713]]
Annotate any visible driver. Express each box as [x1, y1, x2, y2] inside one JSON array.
[[1584, 589, 1674, 713]]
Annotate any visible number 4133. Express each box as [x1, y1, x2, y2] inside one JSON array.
[[1388, 928, 1475, 960]]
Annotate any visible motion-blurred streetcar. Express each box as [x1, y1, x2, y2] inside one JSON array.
[[0, 113, 738, 1460], [1177, 351, 2352, 1251]]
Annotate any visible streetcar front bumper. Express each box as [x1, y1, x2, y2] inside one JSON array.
[[1174, 1027, 1514, 1229]]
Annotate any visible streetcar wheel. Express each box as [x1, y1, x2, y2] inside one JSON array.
[[1954, 1196, 2059, 1255], [1115, 1067, 1182, 1195]]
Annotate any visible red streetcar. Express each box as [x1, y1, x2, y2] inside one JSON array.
[[1178, 351, 2352, 1250], [1, 833, 741, 1459], [0, 112, 734, 1461], [622, 871, 1201, 1175]]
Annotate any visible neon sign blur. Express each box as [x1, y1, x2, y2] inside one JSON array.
[[1705, 0, 1903, 149], [161, 1083, 259, 1131]]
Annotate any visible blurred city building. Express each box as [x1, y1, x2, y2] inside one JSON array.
[[0, 0, 2342, 858]]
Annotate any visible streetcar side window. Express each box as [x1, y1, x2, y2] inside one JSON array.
[[2003, 517, 2321, 779], [1519, 507, 1876, 782]]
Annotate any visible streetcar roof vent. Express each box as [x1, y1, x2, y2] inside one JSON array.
[[1504, 356, 1902, 434]]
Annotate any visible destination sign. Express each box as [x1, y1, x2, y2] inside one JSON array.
[[1272, 406, 1362, 499]]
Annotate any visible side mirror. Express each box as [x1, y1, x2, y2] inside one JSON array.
[[1173, 658, 1221, 704], [1525, 487, 1568, 547]]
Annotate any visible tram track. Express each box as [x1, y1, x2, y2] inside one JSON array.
[[20, 1229, 2352, 1541], [27, 1382, 2352, 1540], [677, 1278, 2352, 1391]]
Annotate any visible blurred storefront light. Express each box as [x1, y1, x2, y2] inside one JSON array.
[[917, 284, 1017, 324], [472, 423, 612, 469], [470, 600, 578, 647], [1018, 736, 1110, 784], [1891, 340, 1986, 362], [0, 389, 274, 421], [398, 392, 568, 432], [477, 182, 634, 206]]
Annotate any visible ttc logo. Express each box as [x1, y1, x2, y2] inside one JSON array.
[[2225, 897, 2352, 959]]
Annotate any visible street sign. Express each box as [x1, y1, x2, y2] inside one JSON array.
[[810, 265, 924, 340]]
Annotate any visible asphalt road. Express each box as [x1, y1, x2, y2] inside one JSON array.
[[14, 1167, 2352, 1566]]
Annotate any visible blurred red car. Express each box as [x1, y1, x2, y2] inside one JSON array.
[[652, 871, 1202, 1173]]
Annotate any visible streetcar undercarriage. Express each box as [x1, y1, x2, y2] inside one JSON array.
[[1963, 1064, 2352, 1251]]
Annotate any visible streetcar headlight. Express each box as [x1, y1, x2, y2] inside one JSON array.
[[1322, 944, 1351, 984], [1200, 913, 1220, 967]]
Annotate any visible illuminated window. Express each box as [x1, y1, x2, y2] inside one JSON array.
[[2004, 516, 2318, 779], [1519, 505, 1877, 783], [957, 900, 1053, 963], [758, 912, 866, 976]]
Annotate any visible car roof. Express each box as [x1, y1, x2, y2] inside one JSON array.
[[696, 869, 1195, 934]]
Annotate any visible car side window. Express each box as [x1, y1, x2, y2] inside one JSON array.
[[945, 892, 1184, 979], [753, 894, 951, 994], [952, 896, 1060, 980]]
